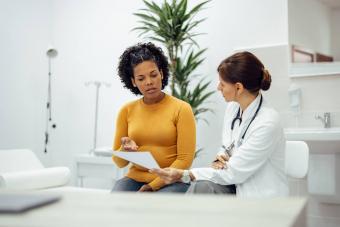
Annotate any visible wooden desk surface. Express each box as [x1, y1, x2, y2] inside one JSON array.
[[0, 191, 306, 227]]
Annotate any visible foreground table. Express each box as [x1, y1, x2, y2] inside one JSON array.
[[0, 190, 306, 227]]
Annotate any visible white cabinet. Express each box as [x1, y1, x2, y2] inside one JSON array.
[[308, 153, 340, 203], [74, 154, 128, 189]]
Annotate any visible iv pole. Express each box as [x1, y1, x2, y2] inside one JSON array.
[[44, 47, 58, 153], [85, 81, 111, 155]]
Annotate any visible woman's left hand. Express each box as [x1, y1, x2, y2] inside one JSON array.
[[211, 160, 225, 169], [150, 168, 183, 185], [211, 154, 229, 169], [138, 184, 153, 192]]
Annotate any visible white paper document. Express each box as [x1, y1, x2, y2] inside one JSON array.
[[112, 151, 160, 169]]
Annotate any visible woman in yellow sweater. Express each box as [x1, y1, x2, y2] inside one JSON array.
[[112, 42, 196, 192]]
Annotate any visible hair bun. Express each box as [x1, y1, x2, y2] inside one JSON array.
[[261, 69, 271, 91]]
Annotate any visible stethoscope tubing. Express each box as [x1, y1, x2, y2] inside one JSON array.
[[230, 95, 263, 142]]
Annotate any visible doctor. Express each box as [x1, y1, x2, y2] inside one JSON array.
[[151, 51, 289, 198]]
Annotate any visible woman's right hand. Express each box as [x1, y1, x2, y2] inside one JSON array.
[[211, 154, 229, 169], [121, 137, 139, 151]]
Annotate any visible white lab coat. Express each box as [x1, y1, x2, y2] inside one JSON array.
[[191, 94, 289, 198]]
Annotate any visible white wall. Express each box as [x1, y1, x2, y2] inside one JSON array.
[[286, 0, 340, 128], [0, 0, 52, 164], [47, 0, 146, 168], [288, 0, 332, 54], [331, 9, 340, 61], [0, 0, 144, 170]]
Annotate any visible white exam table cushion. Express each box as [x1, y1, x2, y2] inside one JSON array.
[[0, 167, 70, 190]]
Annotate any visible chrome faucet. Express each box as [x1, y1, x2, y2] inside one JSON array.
[[315, 112, 331, 128]]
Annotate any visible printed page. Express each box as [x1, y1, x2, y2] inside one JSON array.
[[112, 151, 160, 169]]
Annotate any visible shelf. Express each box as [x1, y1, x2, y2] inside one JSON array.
[[289, 62, 340, 78]]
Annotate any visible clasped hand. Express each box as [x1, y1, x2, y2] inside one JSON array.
[[211, 153, 229, 169]]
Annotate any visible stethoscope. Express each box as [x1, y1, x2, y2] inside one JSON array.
[[223, 95, 263, 156]]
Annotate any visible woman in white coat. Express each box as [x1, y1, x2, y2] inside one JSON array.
[[151, 51, 289, 198]]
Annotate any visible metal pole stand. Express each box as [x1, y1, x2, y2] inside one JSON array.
[[85, 81, 111, 155]]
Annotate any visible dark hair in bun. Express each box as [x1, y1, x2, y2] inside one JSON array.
[[217, 51, 272, 93]]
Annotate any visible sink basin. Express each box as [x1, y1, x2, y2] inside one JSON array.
[[284, 127, 340, 141]]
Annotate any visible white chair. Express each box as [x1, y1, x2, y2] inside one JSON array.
[[0, 149, 71, 190], [285, 141, 309, 179]]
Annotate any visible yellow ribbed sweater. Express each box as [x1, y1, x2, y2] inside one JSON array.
[[112, 94, 196, 190]]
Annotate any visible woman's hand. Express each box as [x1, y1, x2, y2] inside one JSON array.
[[121, 137, 139, 151], [138, 184, 153, 192], [150, 168, 183, 185], [211, 154, 229, 169]]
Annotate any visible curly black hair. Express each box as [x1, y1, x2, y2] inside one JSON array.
[[117, 42, 169, 95]]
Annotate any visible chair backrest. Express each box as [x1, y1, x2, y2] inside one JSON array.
[[0, 149, 44, 173], [285, 141, 309, 178]]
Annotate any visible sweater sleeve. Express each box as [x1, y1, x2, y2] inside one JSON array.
[[148, 102, 196, 190], [112, 106, 130, 168]]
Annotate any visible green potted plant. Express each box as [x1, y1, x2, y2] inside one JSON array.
[[133, 0, 214, 123]]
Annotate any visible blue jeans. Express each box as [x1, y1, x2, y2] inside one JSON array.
[[111, 177, 190, 193]]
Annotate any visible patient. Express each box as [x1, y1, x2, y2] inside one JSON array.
[[111, 42, 196, 192]]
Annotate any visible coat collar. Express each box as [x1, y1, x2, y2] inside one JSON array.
[[239, 93, 262, 123]]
